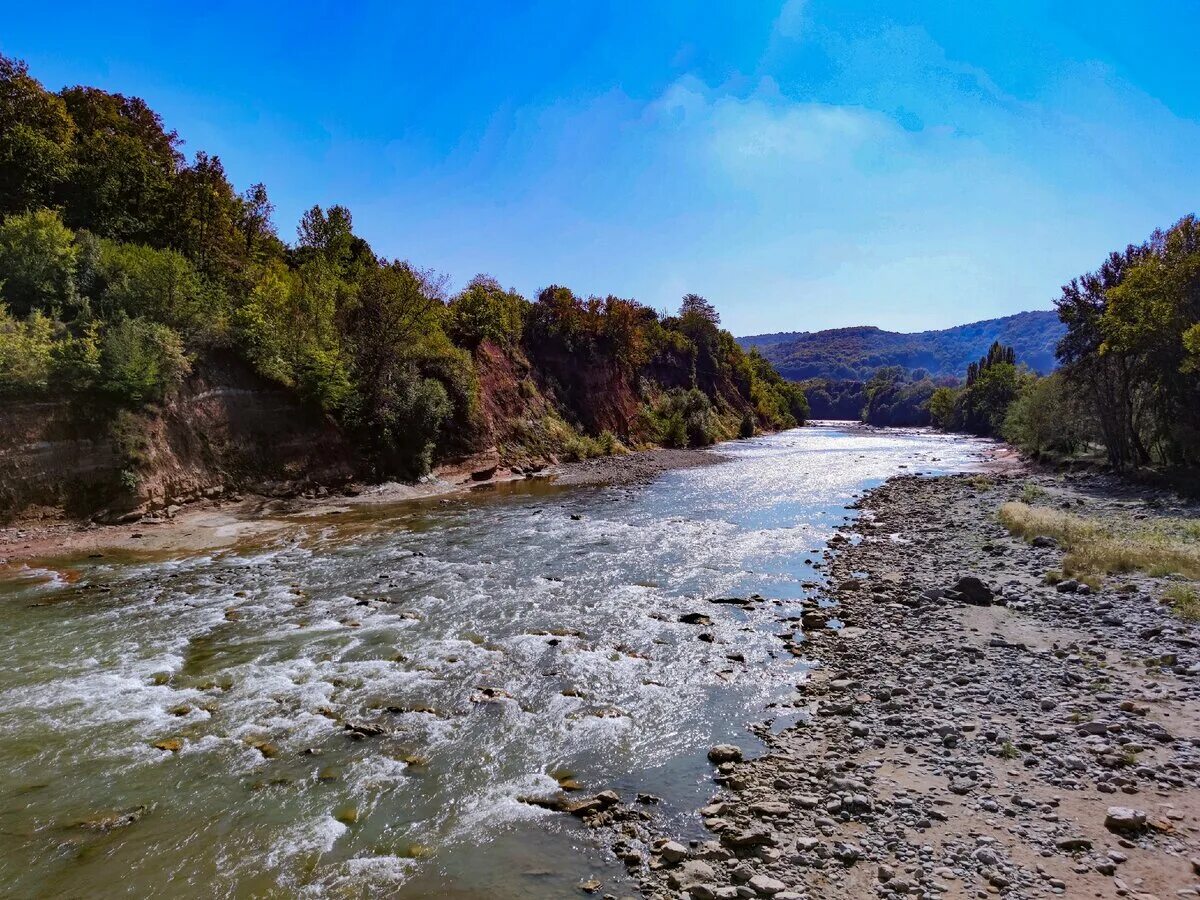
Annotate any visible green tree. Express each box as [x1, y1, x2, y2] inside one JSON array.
[[1100, 216, 1200, 466], [344, 261, 452, 476], [98, 318, 191, 404], [928, 386, 958, 430], [96, 240, 210, 337], [59, 85, 182, 243], [238, 182, 280, 262], [0, 55, 74, 215], [167, 151, 244, 279], [0, 308, 56, 393], [446, 275, 525, 348], [0, 208, 79, 316]]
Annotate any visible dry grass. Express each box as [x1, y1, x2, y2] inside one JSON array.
[[998, 501, 1200, 584], [1163, 584, 1200, 622]]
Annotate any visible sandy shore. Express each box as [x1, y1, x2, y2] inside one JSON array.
[[632, 468, 1200, 899]]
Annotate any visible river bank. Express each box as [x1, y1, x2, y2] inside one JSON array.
[[0, 445, 729, 566], [636, 468, 1200, 899]]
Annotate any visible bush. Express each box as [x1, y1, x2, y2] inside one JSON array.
[[446, 275, 525, 348], [1002, 371, 1094, 456], [98, 317, 191, 404], [97, 240, 211, 338], [644, 389, 721, 448], [0, 208, 79, 316], [0, 307, 55, 393], [739, 410, 755, 438]]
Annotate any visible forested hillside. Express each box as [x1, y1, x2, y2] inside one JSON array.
[[922, 218, 1200, 477], [741, 310, 1064, 381], [0, 55, 806, 521]]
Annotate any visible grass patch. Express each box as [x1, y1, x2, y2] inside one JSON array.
[[998, 501, 1200, 585], [1162, 584, 1200, 622], [967, 475, 994, 490], [1020, 483, 1048, 504]]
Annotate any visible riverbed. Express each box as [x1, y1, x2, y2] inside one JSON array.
[[0, 425, 985, 898]]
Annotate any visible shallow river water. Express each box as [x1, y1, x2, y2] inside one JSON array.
[[0, 424, 985, 899]]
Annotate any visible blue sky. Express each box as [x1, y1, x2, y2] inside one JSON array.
[[4, 0, 1198, 335]]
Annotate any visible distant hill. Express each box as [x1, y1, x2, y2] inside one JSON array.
[[739, 310, 1064, 381]]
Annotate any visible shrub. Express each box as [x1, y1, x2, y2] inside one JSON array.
[[98, 317, 191, 404], [1019, 483, 1047, 504], [739, 410, 755, 438], [0, 307, 55, 393], [0, 208, 79, 316], [97, 240, 211, 338], [1002, 371, 1095, 456]]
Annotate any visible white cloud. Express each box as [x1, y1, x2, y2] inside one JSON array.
[[774, 0, 807, 40]]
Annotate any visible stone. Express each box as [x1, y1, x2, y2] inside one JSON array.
[[668, 859, 716, 890], [751, 801, 791, 817], [749, 873, 788, 896], [1104, 806, 1147, 834], [1056, 836, 1092, 852], [723, 827, 775, 848], [660, 840, 688, 864], [73, 805, 146, 832], [708, 744, 743, 764], [973, 847, 1000, 866], [952, 576, 994, 605]]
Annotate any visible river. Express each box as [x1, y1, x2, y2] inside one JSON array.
[[0, 424, 985, 898]]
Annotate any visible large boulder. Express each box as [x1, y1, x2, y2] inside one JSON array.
[[951, 576, 994, 606]]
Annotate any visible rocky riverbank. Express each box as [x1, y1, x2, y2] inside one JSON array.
[[628, 468, 1200, 899]]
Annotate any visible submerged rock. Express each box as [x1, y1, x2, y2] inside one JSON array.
[[72, 805, 147, 832]]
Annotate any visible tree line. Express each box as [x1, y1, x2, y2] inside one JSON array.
[[928, 217, 1199, 474], [0, 54, 807, 483], [803, 214, 1198, 479]]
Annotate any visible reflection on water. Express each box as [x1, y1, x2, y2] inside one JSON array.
[[0, 425, 983, 898]]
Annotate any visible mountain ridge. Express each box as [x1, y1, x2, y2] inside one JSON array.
[[739, 309, 1064, 381]]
